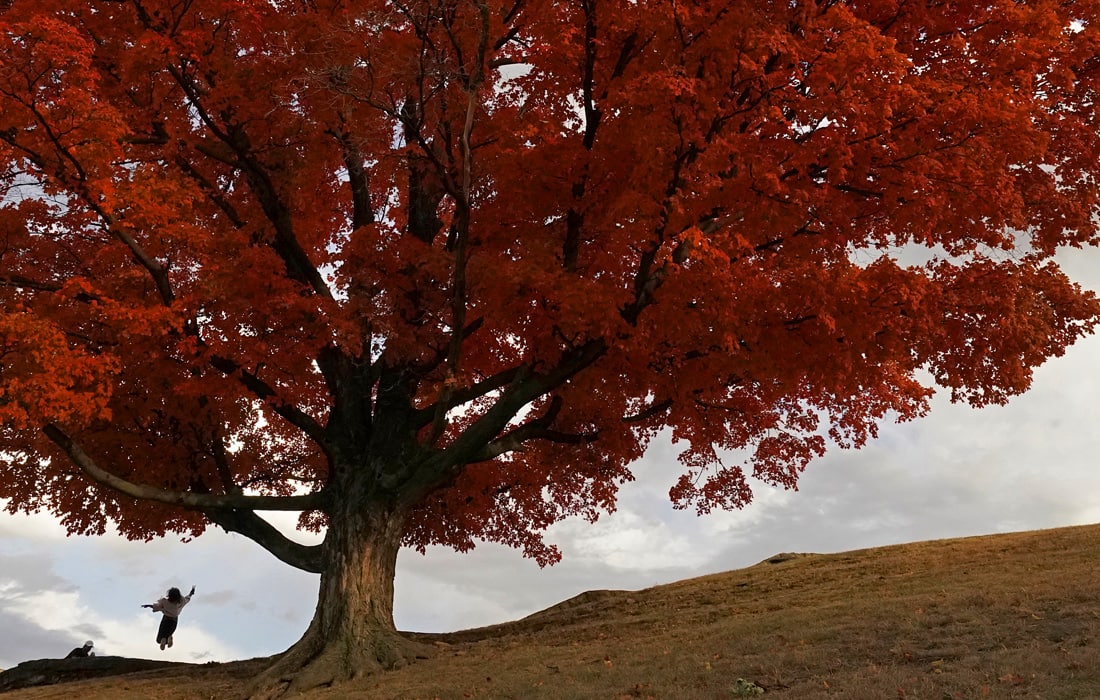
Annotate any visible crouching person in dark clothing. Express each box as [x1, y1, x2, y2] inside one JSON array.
[[65, 640, 94, 658]]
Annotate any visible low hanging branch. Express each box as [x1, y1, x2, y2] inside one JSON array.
[[42, 424, 327, 513], [204, 508, 325, 573]]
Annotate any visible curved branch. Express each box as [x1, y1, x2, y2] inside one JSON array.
[[205, 508, 324, 573], [42, 423, 326, 512]]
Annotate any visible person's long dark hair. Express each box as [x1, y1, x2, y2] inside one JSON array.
[[167, 587, 182, 603]]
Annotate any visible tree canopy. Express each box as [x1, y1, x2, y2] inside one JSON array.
[[1, 0, 1099, 694]]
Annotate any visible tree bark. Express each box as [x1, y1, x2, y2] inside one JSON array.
[[246, 499, 430, 699]]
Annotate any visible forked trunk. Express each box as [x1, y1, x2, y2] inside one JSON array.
[[246, 502, 430, 699]]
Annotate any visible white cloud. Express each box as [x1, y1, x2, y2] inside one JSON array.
[[0, 510, 73, 543], [0, 572, 244, 665], [550, 509, 711, 570]]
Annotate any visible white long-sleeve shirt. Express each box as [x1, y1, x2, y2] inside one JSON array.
[[150, 593, 192, 619]]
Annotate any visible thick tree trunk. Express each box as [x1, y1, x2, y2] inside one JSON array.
[[246, 501, 430, 699]]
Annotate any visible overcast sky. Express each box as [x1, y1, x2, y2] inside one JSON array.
[[2, 245, 1100, 670]]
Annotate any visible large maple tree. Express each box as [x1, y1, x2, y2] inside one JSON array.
[[2, 0, 1100, 695]]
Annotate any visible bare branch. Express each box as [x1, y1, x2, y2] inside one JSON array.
[[43, 423, 326, 512], [205, 508, 324, 573]]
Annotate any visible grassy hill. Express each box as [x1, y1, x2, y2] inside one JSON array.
[[4, 523, 1100, 699]]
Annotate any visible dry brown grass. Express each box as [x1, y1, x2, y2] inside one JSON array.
[[5, 523, 1100, 699]]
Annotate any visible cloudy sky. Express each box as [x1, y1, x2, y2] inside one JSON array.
[[2, 245, 1100, 670]]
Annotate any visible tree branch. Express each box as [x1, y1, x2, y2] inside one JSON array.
[[407, 316, 485, 381], [622, 397, 673, 423], [42, 423, 326, 512], [0, 274, 62, 294], [167, 65, 335, 300], [208, 355, 329, 449], [413, 360, 521, 428], [0, 130, 175, 306], [417, 339, 607, 488], [425, 3, 490, 446], [471, 395, 598, 461], [205, 508, 324, 573], [173, 153, 246, 228], [333, 126, 375, 230]]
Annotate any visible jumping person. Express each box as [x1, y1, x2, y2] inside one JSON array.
[[142, 585, 195, 650]]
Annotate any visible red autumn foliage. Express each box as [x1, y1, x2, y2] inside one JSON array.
[[0, 0, 1098, 692]]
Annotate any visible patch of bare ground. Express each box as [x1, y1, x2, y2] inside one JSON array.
[[4, 523, 1100, 699]]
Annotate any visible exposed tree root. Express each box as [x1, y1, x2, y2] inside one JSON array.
[[245, 628, 433, 699]]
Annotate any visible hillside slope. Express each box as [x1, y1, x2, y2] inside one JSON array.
[[3, 523, 1099, 699]]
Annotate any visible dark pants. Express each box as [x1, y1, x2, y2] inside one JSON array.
[[156, 615, 178, 643]]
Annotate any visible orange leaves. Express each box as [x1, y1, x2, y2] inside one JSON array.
[[926, 257, 1100, 407], [0, 14, 127, 185], [0, 0, 1097, 558], [0, 311, 118, 429]]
